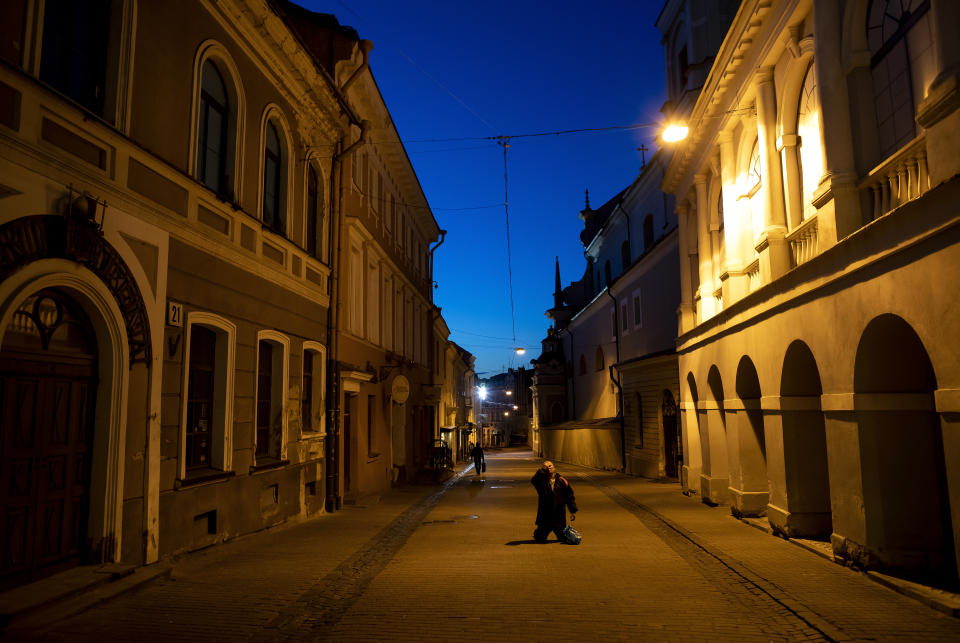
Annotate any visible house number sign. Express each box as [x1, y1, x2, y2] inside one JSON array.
[[167, 301, 183, 327]]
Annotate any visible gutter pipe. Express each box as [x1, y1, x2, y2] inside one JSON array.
[[325, 119, 369, 513]]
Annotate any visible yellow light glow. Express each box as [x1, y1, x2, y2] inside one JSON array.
[[504, 412, 509, 416], [505, 390, 512, 396], [515, 347, 526, 355], [662, 124, 689, 142]]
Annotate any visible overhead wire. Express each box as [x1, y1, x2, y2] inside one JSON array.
[[333, 0, 500, 135]]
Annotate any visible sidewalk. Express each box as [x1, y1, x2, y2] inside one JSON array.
[[573, 465, 960, 637], [1, 465, 469, 638]]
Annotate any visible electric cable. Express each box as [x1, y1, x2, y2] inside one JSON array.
[[498, 136, 519, 358]]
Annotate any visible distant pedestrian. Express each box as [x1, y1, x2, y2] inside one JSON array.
[[531, 461, 578, 542], [471, 444, 485, 476]]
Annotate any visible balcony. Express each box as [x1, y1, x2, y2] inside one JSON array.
[[787, 214, 818, 268], [860, 135, 929, 221]]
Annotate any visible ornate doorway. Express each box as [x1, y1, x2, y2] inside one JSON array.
[[0, 289, 97, 590]]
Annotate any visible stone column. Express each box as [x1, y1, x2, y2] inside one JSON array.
[[779, 134, 803, 230], [755, 67, 791, 283], [917, 0, 960, 186], [676, 200, 695, 334], [694, 174, 714, 319], [812, 0, 861, 243]]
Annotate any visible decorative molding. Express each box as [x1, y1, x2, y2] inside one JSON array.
[[0, 215, 151, 364]]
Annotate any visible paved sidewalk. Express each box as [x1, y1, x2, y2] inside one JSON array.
[[5, 449, 960, 642]]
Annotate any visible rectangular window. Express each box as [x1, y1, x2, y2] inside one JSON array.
[[367, 395, 375, 456], [632, 290, 643, 328], [301, 350, 313, 433], [186, 326, 216, 469], [382, 273, 393, 350], [367, 260, 380, 344], [611, 308, 617, 339], [256, 341, 273, 457], [350, 245, 363, 335]]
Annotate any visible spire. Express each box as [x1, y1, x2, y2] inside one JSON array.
[[553, 256, 563, 308]]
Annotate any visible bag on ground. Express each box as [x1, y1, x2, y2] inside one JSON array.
[[562, 525, 582, 545], [482, 461, 486, 472]]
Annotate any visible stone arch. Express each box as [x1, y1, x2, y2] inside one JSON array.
[[0, 259, 133, 573], [729, 356, 767, 517], [661, 389, 680, 478], [853, 314, 953, 576], [772, 339, 831, 539]]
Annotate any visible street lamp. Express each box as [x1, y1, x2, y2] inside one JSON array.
[[661, 123, 689, 142], [505, 390, 512, 396], [514, 347, 526, 355]]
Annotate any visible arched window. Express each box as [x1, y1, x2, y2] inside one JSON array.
[[867, 0, 934, 158], [262, 120, 286, 234], [643, 214, 654, 250], [796, 64, 823, 221], [198, 60, 230, 196], [747, 139, 764, 245], [595, 346, 604, 372], [747, 140, 762, 194], [620, 240, 630, 272], [306, 165, 324, 260]]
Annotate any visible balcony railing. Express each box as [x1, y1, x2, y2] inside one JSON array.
[[787, 214, 818, 268], [746, 258, 760, 293], [861, 135, 929, 221]]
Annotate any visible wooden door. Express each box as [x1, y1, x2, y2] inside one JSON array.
[[0, 290, 97, 590]]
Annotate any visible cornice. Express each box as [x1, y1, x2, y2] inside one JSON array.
[[204, 0, 348, 147], [663, 0, 804, 198]]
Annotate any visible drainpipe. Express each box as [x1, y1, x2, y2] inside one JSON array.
[[605, 286, 627, 472], [428, 229, 447, 302], [325, 120, 369, 513], [341, 40, 373, 95], [614, 200, 632, 262]]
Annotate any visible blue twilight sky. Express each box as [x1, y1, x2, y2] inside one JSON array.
[[302, 0, 669, 376]]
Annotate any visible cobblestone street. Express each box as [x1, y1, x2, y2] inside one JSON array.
[[8, 449, 960, 642]]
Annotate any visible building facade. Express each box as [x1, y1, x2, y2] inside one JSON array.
[[666, 0, 960, 580], [0, 0, 442, 590]]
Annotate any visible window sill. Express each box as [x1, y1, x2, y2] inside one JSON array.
[[175, 469, 235, 489], [367, 452, 380, 461], [250, 458, 289, 474]]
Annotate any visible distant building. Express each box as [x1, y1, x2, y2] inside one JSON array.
[[530, 0, 736, 477], [478, 368, 532, 447], [665, 0, 960, 580]]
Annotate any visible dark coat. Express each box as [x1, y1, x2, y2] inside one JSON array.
[[531, 469, 578, 528], [471, 445, 485, 462]]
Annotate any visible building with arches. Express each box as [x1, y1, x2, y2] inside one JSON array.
[[666, 0, 960, 580], [0, 0, 443, 591]]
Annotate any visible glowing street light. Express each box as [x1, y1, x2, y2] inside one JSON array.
[[661, 123, 689, 142], [512, 405, 518, 410], [477, 385, 487, 400], [505, 390, 512, 396], [504, 411, 509, 416], [514, 347, 526, 355]]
